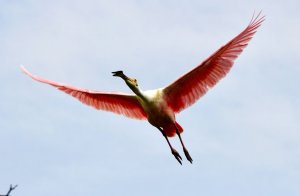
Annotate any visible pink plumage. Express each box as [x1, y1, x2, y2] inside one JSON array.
[[22, 13, 264, 164], [21, 66, 147, 120], [164, 13, 264, 113]]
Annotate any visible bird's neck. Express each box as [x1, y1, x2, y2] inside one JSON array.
[[128, 85, 147, 101]]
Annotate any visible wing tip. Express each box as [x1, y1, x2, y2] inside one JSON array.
[[249, 10, 265, 27], [20, 65, 32, 77], [20, 64, 26, 73]]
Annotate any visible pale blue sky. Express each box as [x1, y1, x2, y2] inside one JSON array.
[[1, 0, 299, 196]]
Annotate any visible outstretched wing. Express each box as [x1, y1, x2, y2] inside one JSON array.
[[163, 13, 265, 113], [21, 66, 147, 120]]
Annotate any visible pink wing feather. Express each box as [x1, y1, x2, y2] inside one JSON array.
[[163, 13, 265, 113], [21, 66, 147, 120]]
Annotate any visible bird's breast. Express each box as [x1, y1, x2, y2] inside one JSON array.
[[138, 89, 175, 127]]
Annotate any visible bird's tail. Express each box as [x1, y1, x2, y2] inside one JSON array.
[[164, 122, 184, 137]]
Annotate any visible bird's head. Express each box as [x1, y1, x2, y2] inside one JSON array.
[[112, 70, 139, 93]]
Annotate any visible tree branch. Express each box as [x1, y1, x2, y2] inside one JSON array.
[[0, 185, 18, 196]]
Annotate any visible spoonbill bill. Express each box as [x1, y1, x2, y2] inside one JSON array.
[[21, 13, 264, 164]]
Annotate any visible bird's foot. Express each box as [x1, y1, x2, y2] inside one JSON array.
[[171, 149, 182, 165], [184, 149, 193, 164]]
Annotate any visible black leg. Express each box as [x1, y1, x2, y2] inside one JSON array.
[[156, 127, 182, 165], [175, 125, 193, 164]]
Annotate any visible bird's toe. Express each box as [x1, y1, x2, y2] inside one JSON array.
[[171, 149, 182, 165], [184, 149, 193, 164]]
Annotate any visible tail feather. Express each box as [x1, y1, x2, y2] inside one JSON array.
[[164, 122, 184, 137]]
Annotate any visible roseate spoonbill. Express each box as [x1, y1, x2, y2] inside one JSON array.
[[21, 13, 264, 164]]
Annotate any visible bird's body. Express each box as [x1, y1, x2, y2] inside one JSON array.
[[138, 88, 183, 137], [22, 13, 264, 164]]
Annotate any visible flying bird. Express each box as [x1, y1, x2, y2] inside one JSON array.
[[21, 13, 264, 164]]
